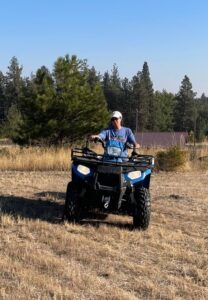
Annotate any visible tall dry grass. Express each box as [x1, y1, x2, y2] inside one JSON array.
[[0, 146, 71, 171], [0, 144, 208, 171]]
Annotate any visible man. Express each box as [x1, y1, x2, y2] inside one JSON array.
[[91, 111, 139, 158]]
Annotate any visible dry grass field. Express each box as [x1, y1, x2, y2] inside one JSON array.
[[0, 169, 207, 299]]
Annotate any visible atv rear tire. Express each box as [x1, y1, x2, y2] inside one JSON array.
[[64, 182, 81, 222], [133, 187, 151, 230]]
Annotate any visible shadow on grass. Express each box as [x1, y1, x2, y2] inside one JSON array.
[[79, 218, 134, 230], [35, 191, 66, 199], [78, 211, 134, 231], [0, 194, 64, 223], [0, 192, 134, 230]]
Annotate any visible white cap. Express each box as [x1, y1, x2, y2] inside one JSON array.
[[111, 111, 122, 119]]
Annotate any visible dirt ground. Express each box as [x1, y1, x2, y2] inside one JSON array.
[[0, 170, 207, 299]]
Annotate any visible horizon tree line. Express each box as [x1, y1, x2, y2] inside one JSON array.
[[0, 55, 208, 145]]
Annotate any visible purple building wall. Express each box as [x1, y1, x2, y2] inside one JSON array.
[[135, 132, 188, 147]]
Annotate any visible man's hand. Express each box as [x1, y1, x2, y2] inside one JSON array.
[[90, 135, 99, 142], [134, 143, 140, 149]]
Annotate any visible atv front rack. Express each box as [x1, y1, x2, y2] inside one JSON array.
[[71, 147, 154, 170]]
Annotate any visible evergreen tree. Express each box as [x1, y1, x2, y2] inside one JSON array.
[[19, 66, 56, 144], [195, 94, 208, 140], [102, 71, 111, 108], [132, 62, 155, 132], [8, 67, 54, 144], [1, 58, 24, 138], [141, 62, 155, 130], [102, 65, 122, 112], [132, 71, 148, 131], [87, 66, 101, 90], [0, 71, 6, 123], [174, 75, 196, 132], [52, 55, 108, 143], [121, 77, 134, 129], [4, 57, 23, 114], [154, 90, 175, 131], [2, 104, 23, 141]]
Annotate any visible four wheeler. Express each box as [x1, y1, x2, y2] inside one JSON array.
[[63, 139, 154, 229]]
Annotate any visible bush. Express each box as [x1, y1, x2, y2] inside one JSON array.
[[156, 146, 187, 171]]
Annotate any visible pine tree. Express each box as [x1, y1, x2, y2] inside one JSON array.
[[88, 66, 101, 90], [195, 94, 208, 140], [132, 71, 148, 131], [52, 55, 108, 143], [102, 65, 122, 112], [141, 62, 155, 130], [132, 62, 155, 132], [1, 58, 25, 139], [2, 104, 23, 141], [5, 57, 23, 113], [154, 90, 175, 131], [15, 66, 56, 144], [0, 71, 6, 123], [174, 75, 196, 132], [121, 77, 134, 129]]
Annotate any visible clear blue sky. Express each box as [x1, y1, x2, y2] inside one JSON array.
[[1, 0, 208, 96]]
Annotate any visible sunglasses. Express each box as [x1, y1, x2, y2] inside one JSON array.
[[111, 117, 119, 121]]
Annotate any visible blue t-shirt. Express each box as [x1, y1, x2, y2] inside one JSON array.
[[98, 126, 136, 158]]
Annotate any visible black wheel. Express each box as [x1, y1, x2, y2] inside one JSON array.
[[133, 187, 151, 230], [64, 182, 82, 222]]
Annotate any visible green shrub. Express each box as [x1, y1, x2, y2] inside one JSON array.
[[156, 146, 187, 171]]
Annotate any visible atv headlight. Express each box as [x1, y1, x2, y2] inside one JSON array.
[[77, 164, 90, 175], [127, 170, 141, 180]]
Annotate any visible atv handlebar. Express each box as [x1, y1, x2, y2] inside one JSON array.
[[88, 136, 105, 148], [72, 147, 154, 169], [88, 137, 139, 155], [131, 150, 139, 157]]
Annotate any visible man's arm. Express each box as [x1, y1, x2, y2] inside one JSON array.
[[90, 129, 107, 142], [127, 128, 140, 148]]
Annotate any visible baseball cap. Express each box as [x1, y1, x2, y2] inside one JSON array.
[[111, 111, 122, 119]]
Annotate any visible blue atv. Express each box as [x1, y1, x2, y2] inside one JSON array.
[[63, 138, 154, 229]]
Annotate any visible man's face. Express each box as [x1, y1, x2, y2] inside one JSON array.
[[111, 117, 121, 129]]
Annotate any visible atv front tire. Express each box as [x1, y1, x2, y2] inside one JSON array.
[[64, 182, 81, 222], [133, 187, 151, 230]]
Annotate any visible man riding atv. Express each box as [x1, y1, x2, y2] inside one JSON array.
[[63, 110, 154, 230], [90, 111, 140, 159]]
